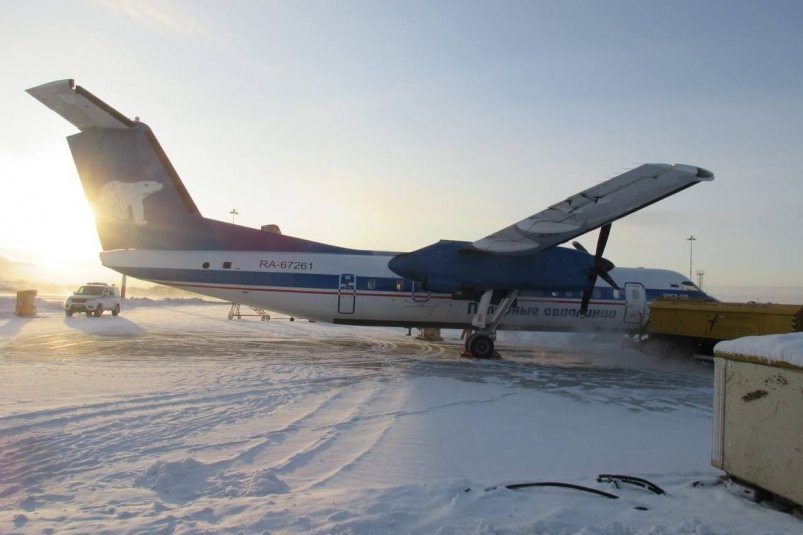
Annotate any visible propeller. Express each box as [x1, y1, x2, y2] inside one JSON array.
[[576, 223, 620, 317]]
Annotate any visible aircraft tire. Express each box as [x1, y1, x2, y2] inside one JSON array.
[[467, 333, 495, 358]]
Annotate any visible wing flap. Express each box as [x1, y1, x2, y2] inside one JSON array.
[[471, 163, 714, 254], [27, 79, 134, 131]]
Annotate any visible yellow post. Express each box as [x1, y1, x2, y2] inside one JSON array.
[[15, 290, 37, 317]]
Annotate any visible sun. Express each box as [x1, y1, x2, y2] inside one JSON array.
[[1, 151, 113, 287], [31, 213, 108, 285], [17, 202, 109, 286]]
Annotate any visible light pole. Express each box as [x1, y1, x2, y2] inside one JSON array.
[[687, 235, 696, 280], [696, 270, 705, 290], [229, 208, 239, 224]]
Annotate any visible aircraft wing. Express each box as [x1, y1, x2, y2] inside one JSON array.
[[27, 79, 134, 131], [470, 163, 714, 254]]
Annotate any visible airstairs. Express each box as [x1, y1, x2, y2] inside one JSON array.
[[227, 303, 271, 321]]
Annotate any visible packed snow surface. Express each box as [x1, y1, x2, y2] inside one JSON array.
[[1, 297, 801, 534], [716, 332, 803, 368]]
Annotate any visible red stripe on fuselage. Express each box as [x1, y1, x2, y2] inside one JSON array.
[[153, 281, 628, 307]]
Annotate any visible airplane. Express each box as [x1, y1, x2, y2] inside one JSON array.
[[27, 79, 715, 358]]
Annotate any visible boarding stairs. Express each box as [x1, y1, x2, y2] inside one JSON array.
[[228, 303, 271, 321]]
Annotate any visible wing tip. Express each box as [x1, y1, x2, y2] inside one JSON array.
[[26, 78, 75, 96], [671, 163, 715, 181]]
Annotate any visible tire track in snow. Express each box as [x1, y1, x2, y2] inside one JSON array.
[[266, 380, 395, 489], [0, 387, 296, 499], [0, 340, 425, 505], [0, 355, 371, 504]]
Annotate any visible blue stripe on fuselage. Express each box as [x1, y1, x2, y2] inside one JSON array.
[[121, 267, 339, 290], [118, 267, 413, 294], [116, 266, 711, 303]]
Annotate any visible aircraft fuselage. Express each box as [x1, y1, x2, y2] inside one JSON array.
[[102, 248, 704, 332]]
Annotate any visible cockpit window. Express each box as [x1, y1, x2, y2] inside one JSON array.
[[681, 281, 701, 292]]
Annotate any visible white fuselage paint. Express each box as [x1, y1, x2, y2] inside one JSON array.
[[102, 249, 696, 332]]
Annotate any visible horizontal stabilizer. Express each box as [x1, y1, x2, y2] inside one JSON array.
[[26, 79, 134, 131], [471, 163, 714, 254]]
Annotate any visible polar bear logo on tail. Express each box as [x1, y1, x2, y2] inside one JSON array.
[[97, 180, 164, 225]]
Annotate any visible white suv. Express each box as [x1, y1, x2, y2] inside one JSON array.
[[65, 283, 122, 317]]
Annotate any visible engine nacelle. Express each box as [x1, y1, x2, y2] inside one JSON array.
[[388, 240, 596, 294]]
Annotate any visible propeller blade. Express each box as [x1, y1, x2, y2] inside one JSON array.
[[599, 271, 620, 290], [580, 223, 614, 318], [572, 241, 588, 253], [595, 223, 612, 259], [579, 288, 592, 317]]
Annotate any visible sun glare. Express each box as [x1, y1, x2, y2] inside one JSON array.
[[32, 222, 106, 285], [2, 153, 110, 287]]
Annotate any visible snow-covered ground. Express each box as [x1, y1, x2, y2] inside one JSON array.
[[1, 297, 800, 534]]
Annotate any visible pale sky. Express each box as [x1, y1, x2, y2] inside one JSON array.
[[1, 0, 802, 288]]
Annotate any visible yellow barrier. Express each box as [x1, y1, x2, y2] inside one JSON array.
[[15, 289, 37, 317]]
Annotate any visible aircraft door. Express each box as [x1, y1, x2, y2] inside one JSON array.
[[411, 281, 431, 303], [337, 274, 356, 314], [623, 282, 646, 325]]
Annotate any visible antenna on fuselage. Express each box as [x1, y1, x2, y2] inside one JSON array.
[[261, 224, 282, 235]]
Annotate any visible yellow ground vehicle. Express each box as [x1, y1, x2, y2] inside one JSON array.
[[641, 299, 802, 355]]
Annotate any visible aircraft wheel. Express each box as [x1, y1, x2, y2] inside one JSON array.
[[467, 333, 495, 358], [94, 304, 103, 317], [112, 304, 120, 317]]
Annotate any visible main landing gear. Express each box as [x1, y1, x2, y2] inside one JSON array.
[[464, 332, 496, 359], [462, 289, 519, 359]]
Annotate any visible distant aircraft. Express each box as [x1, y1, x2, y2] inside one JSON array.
[[28, 79, 715, 357]]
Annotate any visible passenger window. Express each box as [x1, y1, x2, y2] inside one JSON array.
[[223, 261, 232, 269], [395, 280, 405, 291], [612, 289, 621, 299], [592, 288, 602, 299], [367, 279, 376, 290]]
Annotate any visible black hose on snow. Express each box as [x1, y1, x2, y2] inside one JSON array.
[[597, 474, 666, 495]]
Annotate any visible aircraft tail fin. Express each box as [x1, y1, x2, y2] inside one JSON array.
[[29, 79, 354, 255], [28, 80, 203, 251]]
